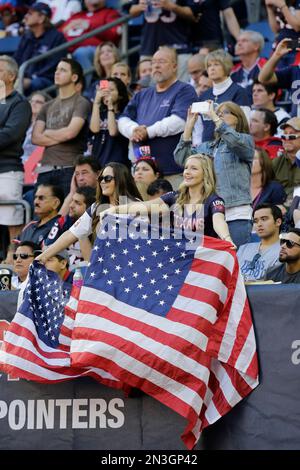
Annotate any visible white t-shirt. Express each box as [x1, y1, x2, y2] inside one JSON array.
[[43, 0, 82, 23]]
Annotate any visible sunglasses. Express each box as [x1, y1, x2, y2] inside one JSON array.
[[279, 238, 300, 248], [281, 134, 300, 140], [99, 175, 115, 183], [13, 253, 34, 260]]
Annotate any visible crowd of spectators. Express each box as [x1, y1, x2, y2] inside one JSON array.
[[1, 0, 300, 285]]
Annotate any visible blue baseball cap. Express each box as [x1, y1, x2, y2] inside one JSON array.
[[29, 2, 52, 18]]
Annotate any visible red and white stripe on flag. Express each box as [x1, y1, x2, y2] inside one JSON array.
[[70, 236, 259, 450]]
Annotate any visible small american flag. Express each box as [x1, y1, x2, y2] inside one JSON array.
[[71, 215, 259, 449], [0, 261, 122, 388]]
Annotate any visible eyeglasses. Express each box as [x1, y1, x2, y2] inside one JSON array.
[[248, 253, 261, 270], [13, 253, 34, 260], [279, 238, 300, 248], [99, 175, 115, 183], [34, 195, 55, 201], [281, 134, 300, 140]]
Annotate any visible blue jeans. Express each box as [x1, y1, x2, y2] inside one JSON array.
[[228, 219, 252, 249], [73, 46, 96, 89]]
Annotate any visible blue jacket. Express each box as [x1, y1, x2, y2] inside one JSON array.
[[14, 27, 66, 80], [174, 122, 254, 208]]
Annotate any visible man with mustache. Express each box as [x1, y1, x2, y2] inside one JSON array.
[[265, 228, 300, 283]]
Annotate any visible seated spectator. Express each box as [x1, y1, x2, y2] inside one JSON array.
[[146, 178, 173, 200], [0, 3, 23, 36], [21, 91, 51, 164], [272, 118, 300, 205], [59, 156, 100, 216], [250, 108, 283, 160], [32, 58, 91, 197], [45, 185, 96, 266], [198, 49, 251, 142], [252, 80, 290, 133], [231, 30, 266, 100], [0, 55, 32, 245], [237, 203, 282, 281], [283, 195, 300, 231], [17, 183, 64, 246], [42, 0, 82, 26], [174, 101, 254, 247], [187, 53, 206, 89], [265, 228, 300, 283], [258, 38, 300, 117], [45, 249, 73, 291], [265, 0, 300, 67], [11, 240, 40, 289], [60, 0, 121, 88], [133, 157, 161, 200], [14, 2, 66, 95], [84, 41, 120, 101], [90, 77, 130, 169], [251, 147, 286, 211]]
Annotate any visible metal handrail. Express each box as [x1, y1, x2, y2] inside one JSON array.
[[17, 14, 132, 94], [0, 200, 31, 225]]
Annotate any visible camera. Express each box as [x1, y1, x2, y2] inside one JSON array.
[[191, 101, 210, 114], [99, 80, 109, 89]]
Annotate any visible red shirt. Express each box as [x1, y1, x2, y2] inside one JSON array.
[[60, 8, 121, 51], [255, 136, 283, 160]]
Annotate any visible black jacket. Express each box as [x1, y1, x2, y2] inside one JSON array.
[[0, 91, 32, 173]]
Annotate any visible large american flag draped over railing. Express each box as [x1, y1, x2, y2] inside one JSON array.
[[0, 261, 123, 389], [70, 215, 259, 450]]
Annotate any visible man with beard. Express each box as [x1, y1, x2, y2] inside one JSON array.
[[266, 228, 300, 283], [118, 46, 197, 189]]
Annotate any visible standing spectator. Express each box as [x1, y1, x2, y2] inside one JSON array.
[[249, 108, 283, 159], [32, 58, 91, 197], [60, 0, 121, 87], [231, 30, 266, 100], [252, 80, 290, 132], [272, 117, 300, 204], [266, 228, 300, 282], [18, 183, 64, 246], [265, 0, 300, 66], [118, 46, 197, 189], [258, 38, 300, 117], [0, 55, 32, 244], [174, 101, 254, 247], [197, 49, 251, 142], [237, 203, 282, 281], [14, 2, 66, 94], [129, 0, 198, 82], [90, 77, 130, 169]]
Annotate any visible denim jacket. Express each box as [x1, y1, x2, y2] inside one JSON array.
[[174, 122, 254, 208]]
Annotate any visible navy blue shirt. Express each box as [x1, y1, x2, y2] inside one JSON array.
[[198, 82, 251, 142], [276, 66, 300, 117], [190, 0, 230, 47], [92, 109, 130, 168], [14, 27, 66, 80], [161, 191, 225, 238], [252, 180, 286, 211], [121, 81, 197, 175], [131, 0, 199, 56], [231, 58, 267, 102], [19, 215, 60, 247]]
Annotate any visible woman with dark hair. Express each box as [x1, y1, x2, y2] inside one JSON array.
[[36, 163, 142, 264], [174, 101, 254, 247], [133, 157, 161, 200], [90, 77, 130, 169], [251, 147, 286, 210]]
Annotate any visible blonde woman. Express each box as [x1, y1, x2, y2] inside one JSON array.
[[105, 154, 235, 245]]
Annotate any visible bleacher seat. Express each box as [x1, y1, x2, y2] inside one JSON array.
[[0, 36, 20, 55]]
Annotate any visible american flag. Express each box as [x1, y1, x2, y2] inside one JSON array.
[[71, 215, 259, 449], [0, 261, 122, 389]]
